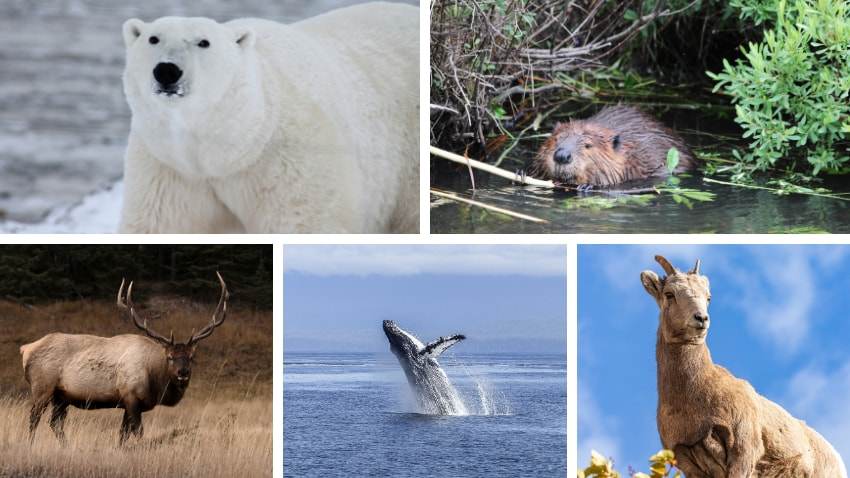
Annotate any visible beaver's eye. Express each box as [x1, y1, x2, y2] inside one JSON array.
[[198, 39, 210, 48], [585, 143, 593, 149], [149, 36, 159, 45]]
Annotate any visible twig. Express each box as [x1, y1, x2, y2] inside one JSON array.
[[430, 188, 549, 224], [430, 104, 461, 116], [430, 145, 554, 188]]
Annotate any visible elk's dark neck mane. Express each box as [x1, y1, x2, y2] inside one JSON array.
[[157, 378, 189, 406]]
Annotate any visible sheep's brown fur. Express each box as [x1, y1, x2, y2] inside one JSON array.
[[641, 255, 847, 478]]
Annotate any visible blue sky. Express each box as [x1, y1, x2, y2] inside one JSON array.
[[283, 244, 567, 355], [578, 244, 850, 472]]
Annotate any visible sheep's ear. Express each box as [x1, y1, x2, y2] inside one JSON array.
[[123, 19, 147, 48], [641, 270, 664, 304]]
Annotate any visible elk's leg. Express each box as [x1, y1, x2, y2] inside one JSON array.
[[48, 398, 69, 446], [119, 401, 143, 446], [28, 398, 49, 444]]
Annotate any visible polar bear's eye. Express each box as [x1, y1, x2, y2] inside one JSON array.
[[149, 36, 159, 45], [198, 39, 210, 48]]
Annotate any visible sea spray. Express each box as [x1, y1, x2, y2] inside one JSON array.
[[466, 374, 512, 416]]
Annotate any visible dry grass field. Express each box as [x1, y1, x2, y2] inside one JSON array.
[[0, 296, 272, 477]]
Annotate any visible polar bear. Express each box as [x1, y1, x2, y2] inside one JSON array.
[[118, 2, 419, 233]]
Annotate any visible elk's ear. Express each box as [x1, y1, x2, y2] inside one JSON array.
[[641, 270, 664, 305]]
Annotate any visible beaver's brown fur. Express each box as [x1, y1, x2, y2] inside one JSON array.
[[531, 105, 699, 187]]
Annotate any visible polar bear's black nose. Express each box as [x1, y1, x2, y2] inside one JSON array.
[[153, 62, 183, 86]]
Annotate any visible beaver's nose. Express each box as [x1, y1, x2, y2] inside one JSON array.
[[554, 146, 573, 165]]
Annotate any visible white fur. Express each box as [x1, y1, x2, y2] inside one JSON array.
[[118, 3, 419, 233]]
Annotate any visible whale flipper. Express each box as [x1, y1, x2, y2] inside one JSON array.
[[422, 334, 466, 358]]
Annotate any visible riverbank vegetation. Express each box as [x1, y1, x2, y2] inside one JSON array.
[[431, 0, 850, 191]]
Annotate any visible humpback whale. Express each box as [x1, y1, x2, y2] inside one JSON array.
[[382, 320, 468, 415]]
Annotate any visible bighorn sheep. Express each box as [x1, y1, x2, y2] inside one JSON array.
[[641, 255, 847, 478], [20, 272, 229, 446]]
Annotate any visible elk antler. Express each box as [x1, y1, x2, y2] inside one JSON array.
[[187, 271, 229, 345], [117, 278, 174, 346]]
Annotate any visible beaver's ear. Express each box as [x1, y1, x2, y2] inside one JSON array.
[[612, 134, 622, 152]]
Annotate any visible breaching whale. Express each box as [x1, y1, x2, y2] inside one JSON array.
[[382, 320, 468, 415]]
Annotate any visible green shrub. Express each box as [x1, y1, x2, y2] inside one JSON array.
[[578, 449, 681, 478], [708, 0, 850, 175]]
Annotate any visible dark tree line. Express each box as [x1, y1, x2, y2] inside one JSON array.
[[0, 245, 272, 308]]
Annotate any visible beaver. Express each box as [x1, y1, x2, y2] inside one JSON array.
[[531, 105, 699, 187]]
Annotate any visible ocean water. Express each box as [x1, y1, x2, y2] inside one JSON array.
[[283, 352, 566, 477]]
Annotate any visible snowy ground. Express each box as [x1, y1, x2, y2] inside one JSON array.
[[0, 0, 414, 234], [0, 180, 122, 233]]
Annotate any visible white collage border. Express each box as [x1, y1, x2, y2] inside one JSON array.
[[3, 1, 849, 476]]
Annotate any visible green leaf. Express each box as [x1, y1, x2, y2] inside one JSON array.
[[666, 148, 681, 174]]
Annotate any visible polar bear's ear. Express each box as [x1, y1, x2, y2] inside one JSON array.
[[232, 27, 256, 49], [123, 19, 147, 48]]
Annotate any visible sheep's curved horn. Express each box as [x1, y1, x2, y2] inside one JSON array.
[[655, 255, 676, 275], [693, 259, 700, 274]]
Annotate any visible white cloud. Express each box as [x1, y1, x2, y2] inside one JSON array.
[[577, 381, 622, 469], [727, 246, 817, 354], [283, 244, 567, 277], [596, 244, 711, 293], [780, 360, 850, 466]]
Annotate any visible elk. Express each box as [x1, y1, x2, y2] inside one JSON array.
[[20, 272, 229, 446], [641, 255, 847, 477]]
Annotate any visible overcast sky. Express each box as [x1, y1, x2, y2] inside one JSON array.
[[283, 244, 567, 354], [578, 244, 850, 471]]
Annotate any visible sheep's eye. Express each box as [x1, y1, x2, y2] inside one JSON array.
[[198, 39, 210, 48], [585, 143, 593, 149], [149, 36, 159, 45], [707, 295, 712, 303], [664, 291, 675, 300]]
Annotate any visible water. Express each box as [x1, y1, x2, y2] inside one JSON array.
[[430, 174, 850, 233], [283, 352, 566, 477]]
